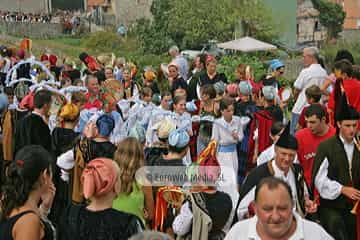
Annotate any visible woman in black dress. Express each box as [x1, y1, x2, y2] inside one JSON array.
[[50, 103, 80, 228]]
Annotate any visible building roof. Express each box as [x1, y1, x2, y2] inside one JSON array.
[[87, 0, 110, 7]]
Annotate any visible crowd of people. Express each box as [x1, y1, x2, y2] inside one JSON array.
[[0, 39, 360, 240], [0, 11, 53, 23], [0, 10, 81, 35]]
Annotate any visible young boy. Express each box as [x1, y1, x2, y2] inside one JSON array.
[[297, 84, 329, 129]]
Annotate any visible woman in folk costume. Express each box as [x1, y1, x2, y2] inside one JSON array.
[[173, 141, 233, 240], [197, 84, 220, 155], [312, 92, 360, 240], [234, 81, 258, 184], [211, 97, 244, 225], [169, 94, 193, 166], [145, 102, 173, 147], [50, 103, 81, 228], [59, 158, 144, 240], [57, 113, 117, 204]]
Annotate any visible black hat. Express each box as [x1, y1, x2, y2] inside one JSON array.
[[79, 52, 89, 63], [335, 92, 360, 121], [275, 122, 298, 150]]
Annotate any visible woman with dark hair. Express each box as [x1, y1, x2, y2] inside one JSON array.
[[197, 84, 220, 154], [0, 145, 56, 240], [198, 58, 227, 87], [168, 62, 189, 99]]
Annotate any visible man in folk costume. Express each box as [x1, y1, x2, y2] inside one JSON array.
[[235, 122, 317, 222], [13, 89, 53, 155], [1, 85, 30, 161], [312, 92, 360, 240]]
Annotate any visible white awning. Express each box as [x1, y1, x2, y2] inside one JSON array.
[[217, 36, 277, 52]]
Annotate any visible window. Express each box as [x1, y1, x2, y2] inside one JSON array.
[[314, 21, 320, 31], [357, 19, 360, 29], [297, 23, 299, 35]]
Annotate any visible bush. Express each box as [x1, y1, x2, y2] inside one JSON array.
[[321, 41, 360, 69], [82, 31, 129, 54], [218, 55, 267, 82]]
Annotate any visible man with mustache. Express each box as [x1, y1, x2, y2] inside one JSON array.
[[226, 177, 333, 239], [234, 123, 317, 222]]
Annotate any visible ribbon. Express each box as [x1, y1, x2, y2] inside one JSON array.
[[153, 186, 183, 232]]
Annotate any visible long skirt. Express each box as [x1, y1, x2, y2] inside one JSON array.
[[216, 144, 239, 232]]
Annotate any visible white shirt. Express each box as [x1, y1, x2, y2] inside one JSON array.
[[292, 64, 327, 114], [315, 135, 354, 200], [57, 149, 74, 182], [226, 212, 334, 240]]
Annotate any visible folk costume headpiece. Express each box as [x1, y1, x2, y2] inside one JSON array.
[[275, 122, 298, 150], [335, 92, 360, 121]]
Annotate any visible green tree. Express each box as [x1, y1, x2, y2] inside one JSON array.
[[311, 0, 345, 40], [133, 0, 175, 54], [231, 0, 279, 42], [167, 0, 235, 49], [134, 0, 279, 54]]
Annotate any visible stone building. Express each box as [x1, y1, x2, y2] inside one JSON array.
[[332, 0, 360, 29], [297, 0, 327, 44], [86, 0, 152, 26], [0, 0, 51, 13]]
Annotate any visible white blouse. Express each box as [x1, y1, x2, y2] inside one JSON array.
[[212, 116, 244, 145]]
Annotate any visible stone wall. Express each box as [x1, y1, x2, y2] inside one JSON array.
[[113, 0, 153, 27], [340, 29, 360, 41], [0, 21, 63, 39], [283, 58, 304, 81]]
